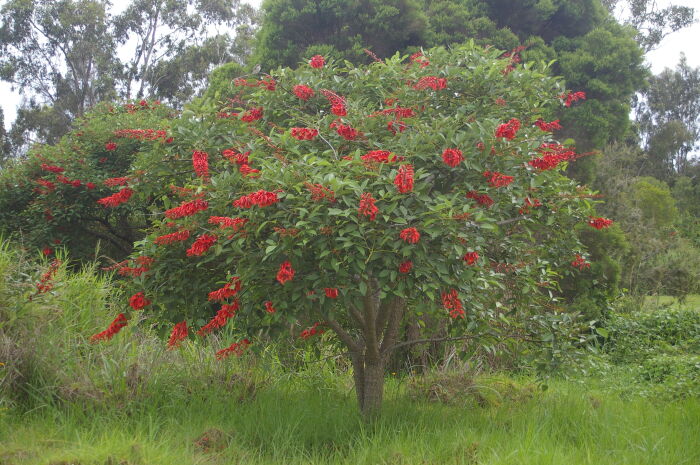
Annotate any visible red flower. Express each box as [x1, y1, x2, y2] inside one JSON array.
[[155, 229, 191, 245], [265, 301, 276, 313], [387, 120, 407, 135], [114, 128, 169, 141], [519, 197, 542, 214], [129, 292, 151, 310], [495, 118, 521, 140], [241, 107, 263, 122], [330, 121, 359, 140], [223, 149, 250, 165], [413, 76, 447, 91], [71, 179, 82, 188], [400, 227, 420, 244], [86, 182, 96, 190], [192, 150, 209, 179], [309, 55, 325, 68], [215, 338, 251, 360], [90, 313, 128, 343], [571, 254, 591, 271], [290, 127, 319, 140], [466, 191, 494, 208], [399, 261, 413, 274], [442, 148, 464, 167], [233, 190, 280, 208], [164, 199, 208, 219], [98, 187, 134, 208], [186, 234, 217, 257], [198, 301, 239, 336], [207, 277, 242, 301], [463, 252, 479, 265], [332, 104, 347, 116], [42, 247, 52, 256], [208, 216, 248, 231], [104, 177, 130, 187], [105, 142, 117, 151], [167, 321, 188, 349], [410, 52, 430, 68], [483, 171, 514, 188], [361, 150, 403, 165], [304, 182, 336, 202], [534, 119, 562, 132], [394, 164, 414, 193], [561, 91, 586, 107], [293, 85, 315, 100], [300, 322, 324, 339], [358, 192, 378, 221], [588, 217, 613, 230], [441, 289, 464, 319], [277, 261, 295, 284], [40, 163, 65, 173], [324, 288, 339, 299]]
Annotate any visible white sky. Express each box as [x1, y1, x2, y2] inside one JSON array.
[[1, 0, 699, 130]]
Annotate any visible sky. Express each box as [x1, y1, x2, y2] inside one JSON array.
[[2, 0, 699, 130]]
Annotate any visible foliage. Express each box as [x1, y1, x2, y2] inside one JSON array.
[[0, 101, 177, 262]]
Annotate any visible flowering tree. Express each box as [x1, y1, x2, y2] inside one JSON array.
[[94, 45, 608, 416]]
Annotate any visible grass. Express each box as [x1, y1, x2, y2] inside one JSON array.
[[642, 294, 700, 311], [1, 375, 699, 465]]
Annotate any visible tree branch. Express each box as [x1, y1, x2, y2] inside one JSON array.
[[325, 319, 362, 353]]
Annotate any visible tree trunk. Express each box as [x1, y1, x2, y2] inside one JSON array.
[[351, 352, 385, 419]]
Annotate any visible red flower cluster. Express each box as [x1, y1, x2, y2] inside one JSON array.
[[519, 197, 543, 214], [35, 179, 56, 192], [114, 128, 170, 142], [208, 216, 248, 231], [528, 143, 577, 171], [276, 261, 295, 284], [483, 171, 514, 188], [241, 107, 263, 122], [495, 118, 521, 140], [199, 302, 240, 336], [442, 148, 464, 167], [222, 148, 249, 165], [410, 52, 430, 68], [463, 252, 479, 265], [129, 292, 151, 310], [40, 163, 65, 173], [104, 177, 130, 187], [394, 164, 414, 193], [370, 106, 416, 119], [167, 321, 188, 349], [293, 84, 315, 100], [304, 182, 336, 202], [361, 150, 403, 165], [233, 190, 280, 208], [534, 119, 562, 132], [399, 261, 413, 274], [265, 301, 276, 313], [588, 217, 613, 230], [215, 338, 251, 360], [358, 192, 378, 221], [330, 121, 359, 140], [290, 127, 319, 140], [324, 288, 339, 299], [155, 229, 191, 245], [413, 76, 447, 90], [309, 55, 325, 68], [400, 227, 420, 244], [466, 191, 494, 207], [561, 91, 586, 107], [90, 313, 128, 343], [34, 259, 61, 294], [320, 89, 346, 116], [105, 142, 118, 151], [233, 77, 276, 91], [165, 199, 208, 219], [186, 234, 217, 256], [98, 187, 134, 207], [300, 322, 324, 339], [117, 256, 154, 277], [208, 277, 242, 301], [571, 254, 591, 271], [192, 150, 209, 179], [441, 289, 465, 319], [387, 120, 407, 135]]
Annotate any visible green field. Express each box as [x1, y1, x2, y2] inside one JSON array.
[[2, 375, 699, 465]]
